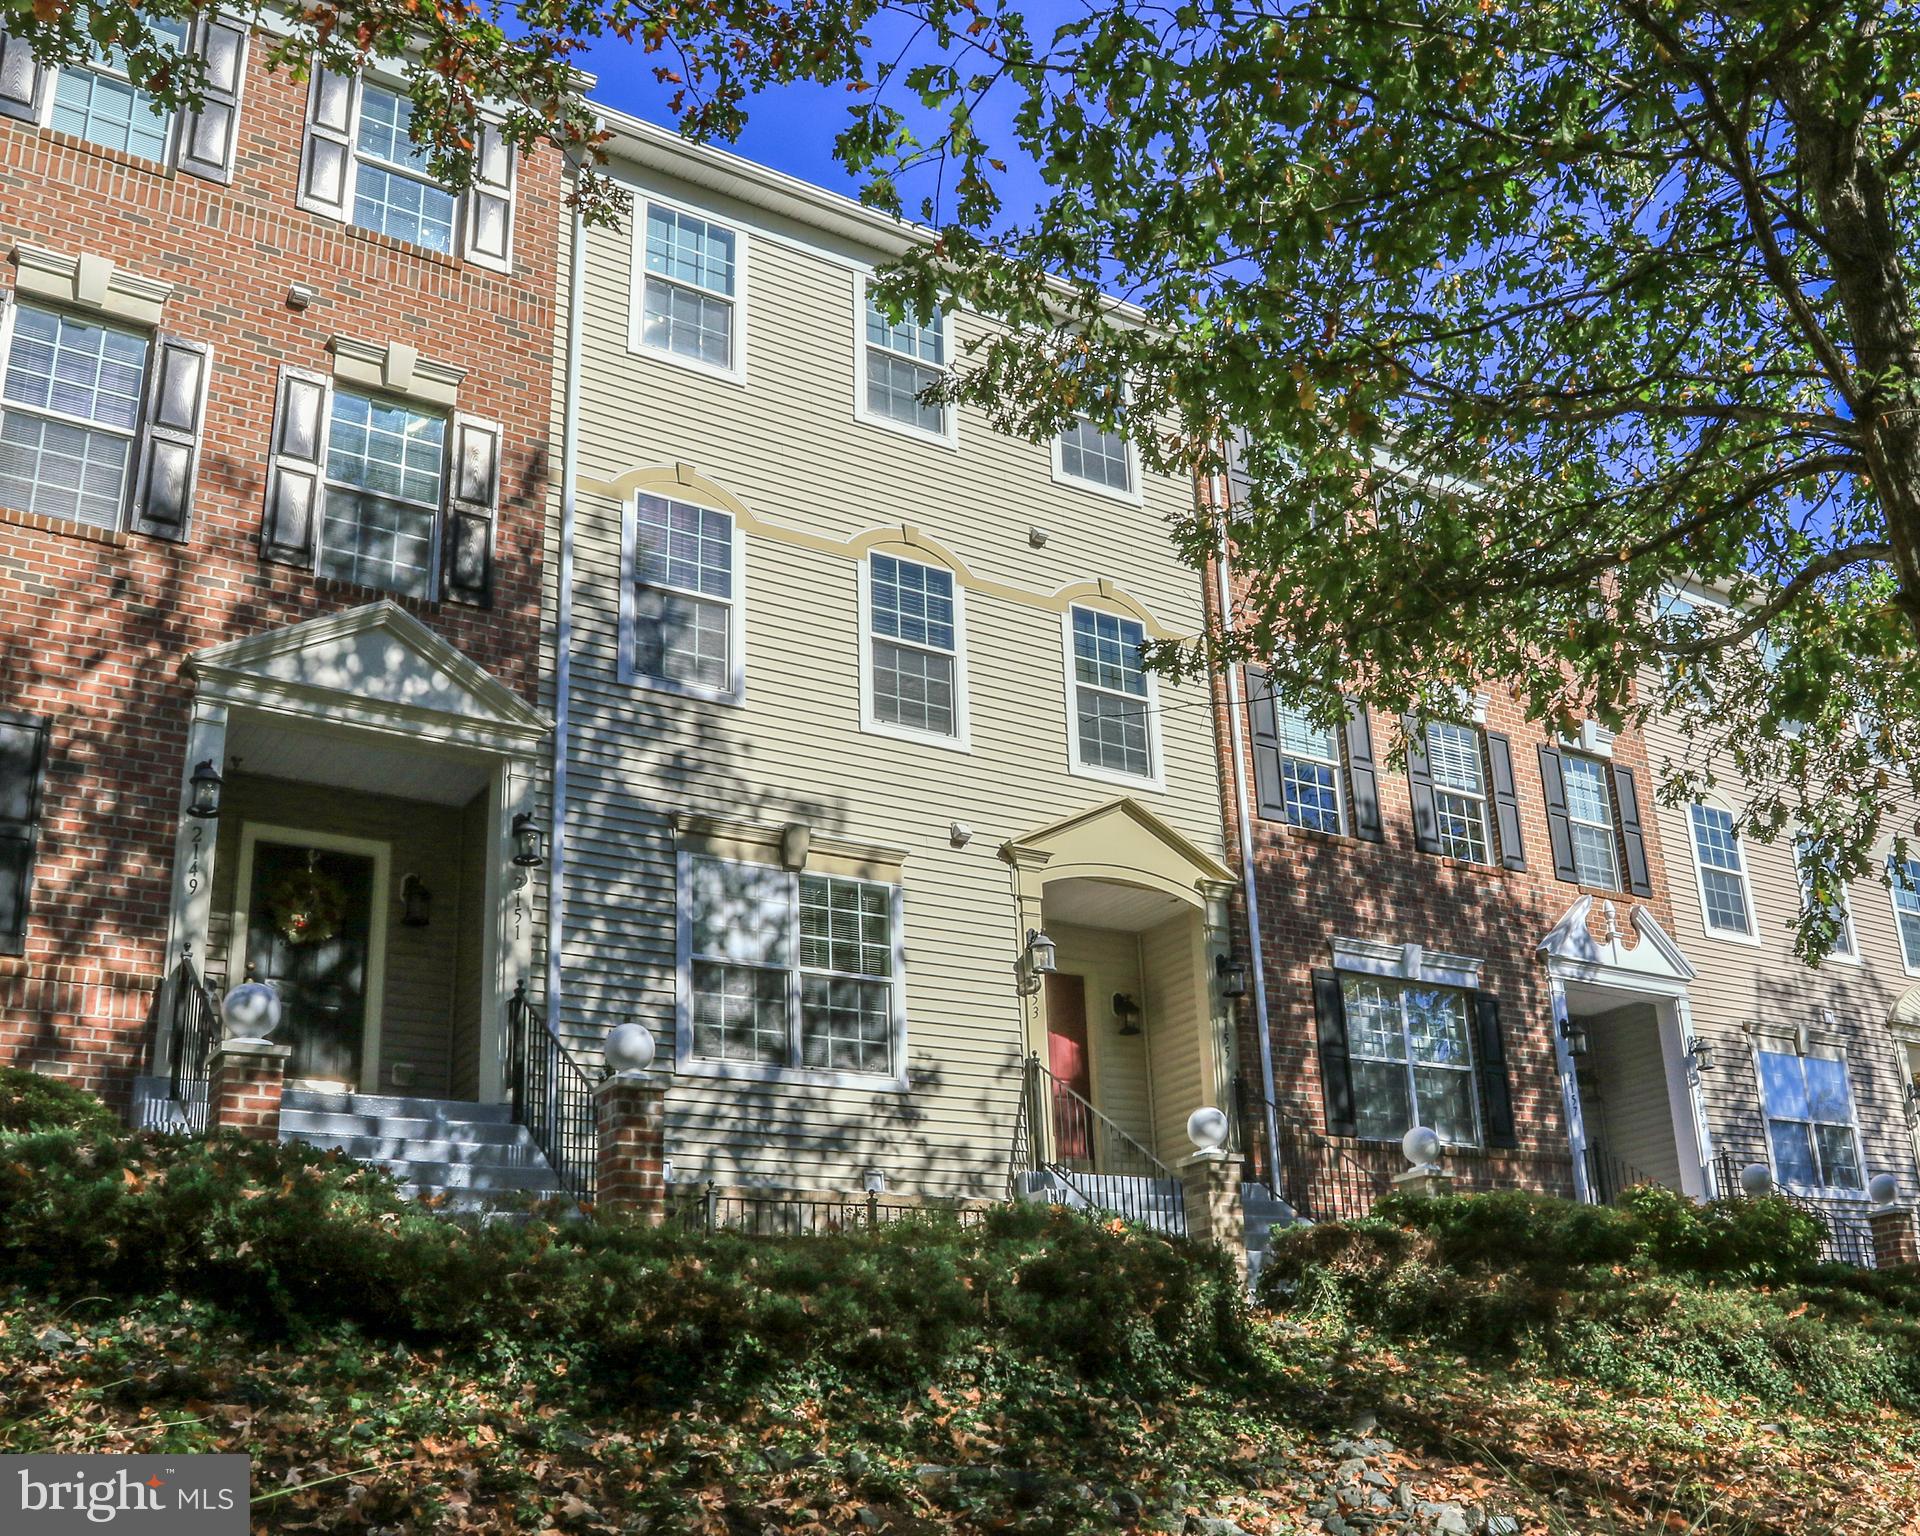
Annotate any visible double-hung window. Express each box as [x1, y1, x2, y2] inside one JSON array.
[[860, 288, 948, 438], [0, 713, 49, 956], [319, 389, 444, 598], [1273, 699, 1345, 834], [1067, 606, 1157, 783], [1894, 859, 1920, 971], [350, 83, 459, 254], [1689, 803, 1754, 937], [683, 855, 902, 1081], [0, 303, 148, 531], [1342, 977, 1479, 1146], [1758, 1050, 1864, 1192], [1055, 415, 1133, 496], [1426, 721, 1492, 863], [865, 554, 962, 741], [637, 203, 740, 375], [50, 15, 189, 161], [1560, 754, 1620, 889], [626, 491, 739, 699], [1794, 836, 1857, 959]]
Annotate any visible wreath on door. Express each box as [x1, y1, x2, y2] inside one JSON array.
[[266, 861, 347, 947]]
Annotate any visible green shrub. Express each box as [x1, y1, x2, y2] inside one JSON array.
[[0, 1067, 118, 1134]]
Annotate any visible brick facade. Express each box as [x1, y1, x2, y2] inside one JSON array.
[[207, 1038, 291, 1141], [0, 43, 561, 1103], [1203, 486, 1685, 1213], [596, 1074, 669, 1221]]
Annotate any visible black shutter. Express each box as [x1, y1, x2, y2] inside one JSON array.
[[130, 335, 210, 540], [1470, 990, 1518, 1149], [444, 414, 501, 605], [1613, 763, 1654, 898], [1312, 968, 1357, 1137], [260, 366, 330, 566], [1486, 731, 1526, 871], [1403, 714, 1441, 854], [1537, 745, 1579, 882], [1225, 426, 1253, 506], [1246, 667, 1289, 821], [176, 14, 247, 182], [1343, 698, 1383, 842], [0, 714, 49, 956], [0, 31, 48, 123]]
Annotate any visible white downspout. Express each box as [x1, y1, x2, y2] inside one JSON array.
[[1212, 503, 1282, 1185], [544, 190, 589, 1025]]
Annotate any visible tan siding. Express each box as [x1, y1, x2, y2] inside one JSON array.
[[1048, 923, 1152, 1151], [551, 158, 1226, 1197], [1142, 912, 1207, 1161], [1583, 1002, 1684, 1188]]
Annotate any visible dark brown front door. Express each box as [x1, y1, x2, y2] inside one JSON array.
[[1045, 973, 1092, 1163], [244, 841, 375, 1084]]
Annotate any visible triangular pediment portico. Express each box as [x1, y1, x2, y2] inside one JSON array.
[[1001, 797, 1236, 907], [186, 601, 549, 757], [1539, 894, 1695, 996]]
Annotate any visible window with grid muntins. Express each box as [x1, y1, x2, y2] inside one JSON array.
[[641, 206, 737, 370], [870, 555, 957, 736], [685, 857, 897, 1078], [50, 17, 189, 161], [1342, 977, 1479, 1146], [1071, 607, 1152, 778], [864, 297, 945, 434], [1895, 859, 1920, 968], [320, 390, 444, 599], [351, 85, 458, 253], [1794, 836, 1857, 957], [0, 305, 148, 531], [1689, 804, 1752, 934], [1560, 754, 1620, 888], [1426, 721, 1491, 863], [1759, 1050, 1864, 1191], [1058, 416, 1131, 492], [1275, 700, 1344, 833], [631, 492, 735, 694]]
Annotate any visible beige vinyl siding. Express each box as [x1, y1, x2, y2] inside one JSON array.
[[551, 156, 1226, 1197], [1582, 1001, 1684, 1189], [1048, 923, 1153, 1153], [1141, 910, 1209, 1162], [1643, 704, 1920, 1194]]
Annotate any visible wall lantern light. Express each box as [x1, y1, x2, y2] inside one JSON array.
[[1686, 1038, 1715, 1076], [511, 811, 545, 869], [186, 759, 224, 820], [1113, 993, 1143, 1036], [1015, 927, 1058, 996], [399, 873, 432, 929], [1559, 1016, 1590, 1059], [1214, 952, 1250, 999]]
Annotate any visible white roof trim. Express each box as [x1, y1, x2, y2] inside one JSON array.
[[1539, 895, 1695, 994], [1329, 936, 1484, 990]]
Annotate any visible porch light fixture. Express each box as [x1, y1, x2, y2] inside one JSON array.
[[1113, 993, 1143, 1036], [511, 812, 545, 868], [1015, 927, 1058, 996], [1686, 1038, 1715, 1075], [399, 873, 432, 929], [185, 759, 224, 820], [1559, 1016, 1590, 1059], [1214, 951, 1250, 999]]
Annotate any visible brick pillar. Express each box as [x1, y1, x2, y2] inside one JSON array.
[[1181, 1149, 1247, 1278], [208, 1039, 292, 1141], [1391, 1166, 1456, 1200], [1871, 1204, 1920, 1269], [596, 1073, 667, 1221]]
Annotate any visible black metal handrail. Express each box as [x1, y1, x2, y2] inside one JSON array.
[[147, 955, 219, 1135], [669, 1183, 995, 1235], [506, 981, 599, 1208], [1712, 1148, 1877, 1267], [1016, 1054, 1187, 1235], [1583, 1141, 1665, 1206], [1232, 1074, 1390, 1221]]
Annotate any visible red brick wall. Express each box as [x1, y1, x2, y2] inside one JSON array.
[[0, 44, 561, 1101], [1201, 481, 1682, 1207]]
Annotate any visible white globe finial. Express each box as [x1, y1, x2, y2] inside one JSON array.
[[1186, 1105, 1230, 1153], [1869, 1172, 1901, 1208], [603, 1020, 657, 1078], [220, 981, 281, 1043], [1401, 1125, 1443, 1169], [1739, 1161, 1773, 1198]]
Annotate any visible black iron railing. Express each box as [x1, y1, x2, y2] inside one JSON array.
[[1712, 1149, 1877, 1267], [1582, 1142, 1665, 1206], [147, 956, 219, 1135], [1016, 1054, 1187, 1235], [505, 981, 598, 1207], [668, 1183, 996, 1235]]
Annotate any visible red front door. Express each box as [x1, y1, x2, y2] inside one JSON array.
[[1045, 973, 1092, 1162]]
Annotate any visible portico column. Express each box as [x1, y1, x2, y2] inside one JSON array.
[[483, 756, 542, 1103], [157, 698, 227, 1073], [1549, 975, 1593, 1204]]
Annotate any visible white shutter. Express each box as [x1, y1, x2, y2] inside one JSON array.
[[260, 366, 332, 566], [130, 335, 211, 540], [296, 67, 357, 222], [0, 31, 49, 124], [175, 14, 248, 182], [443, 412, 500, 604], [462, 121, 514, 272]]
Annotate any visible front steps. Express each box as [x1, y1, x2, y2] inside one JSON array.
[[1016, 1167, 1188, 1235], [280, 1088, 573, 1216]]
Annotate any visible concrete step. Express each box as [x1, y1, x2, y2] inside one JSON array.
[[291, 1132, 553, 1169], [365, 1157, 565, 1193], [281, 1088, 514, 1123], [279, 1110, 529, 1144]]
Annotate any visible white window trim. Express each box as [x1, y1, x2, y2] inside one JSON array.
[[1343, 975, 1483, 1149], [627, 193, 750, 387], [343, 75, 462, 259], [1060, 604, 1165, 793], [617, 489, 748, 707], [1752, 1041, 1869, 1199], [1888, 855, 1920, 978], [1560, 751, 1622, 891], [1274, 698, 1347, 835], [1792, 835, 1862, 967], [38, 23, 187, 163], [1050, 412, 1144, 506], [1686, 801, 1763, 947], [850, 271, 958, 449], [856, 550, 971, 753], [1426, 719, 1495, 866], [673, 849, 910, 1092], [315, 386, 447, 602]]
